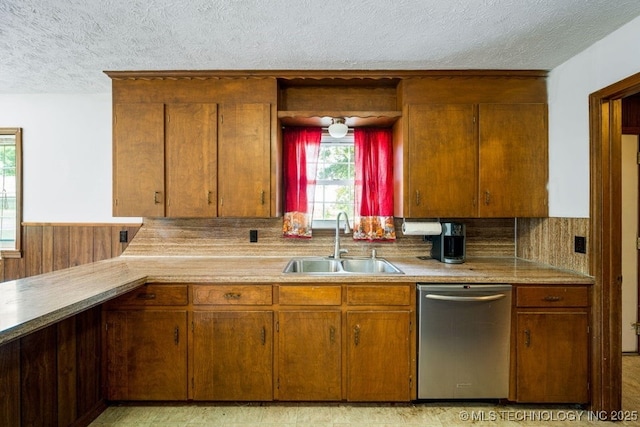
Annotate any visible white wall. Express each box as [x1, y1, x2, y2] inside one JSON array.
[[0, 93, 136, 223], [548, 15, 640, 217]]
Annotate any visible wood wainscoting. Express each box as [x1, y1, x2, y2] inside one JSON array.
[[0, 223, 141, 282]]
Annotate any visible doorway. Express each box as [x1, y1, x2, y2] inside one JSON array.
[[589, 72, 640, 413]]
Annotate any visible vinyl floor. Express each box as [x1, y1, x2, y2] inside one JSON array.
[[90, 354, 640, 426]]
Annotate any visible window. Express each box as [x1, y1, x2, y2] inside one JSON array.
[[0, 128, 22, 258], [312, 133, 355, 228]]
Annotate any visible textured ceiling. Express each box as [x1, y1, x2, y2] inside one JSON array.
[[2, 0, 640, 93]]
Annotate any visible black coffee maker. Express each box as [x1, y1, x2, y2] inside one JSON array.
[[431, 222, 466, 264]]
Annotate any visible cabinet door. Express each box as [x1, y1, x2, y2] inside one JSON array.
[[479, 103, 548, 217], [165, 103, 218, 217], [346, 311, 411, 401], [113, 103, 165, 217], [278, 310, 341, 400], [192, 311, 273, 401], [407, 104, 477, 217], [516, 312, 589, 403], [218, 103, 271, 217], [105, 310, 187, 400]]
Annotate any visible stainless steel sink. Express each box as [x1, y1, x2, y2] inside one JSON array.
[[340, 258, 403, 274], [283, 257, 403, 274]]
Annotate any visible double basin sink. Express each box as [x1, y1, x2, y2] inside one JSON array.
[[283, 257, 403, 275]]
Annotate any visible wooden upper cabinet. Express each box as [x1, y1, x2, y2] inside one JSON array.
[[165, 103, 218, 217], [113, 103, 165, 217], [406, 104, 477, 217], [400, 102, 547, 218], [218, 103, 271, 217], [478, 103, 548, 217]]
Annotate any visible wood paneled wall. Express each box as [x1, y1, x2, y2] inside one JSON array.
[[0, 224, 141, 283], [517, 217, 591, 275]]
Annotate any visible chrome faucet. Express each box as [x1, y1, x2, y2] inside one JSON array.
[[333, 211, 351, 259]]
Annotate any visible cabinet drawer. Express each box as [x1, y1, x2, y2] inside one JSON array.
[[516, 286, 588, 307], [192, 285, 272, 305], [346, 285, 411, 306], [106, 284, 188, 307], [278, 285, 342, 306]]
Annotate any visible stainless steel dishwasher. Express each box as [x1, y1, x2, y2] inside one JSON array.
[[417, 284, 512, 399]]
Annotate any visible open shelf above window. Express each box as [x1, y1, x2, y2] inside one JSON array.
[[277, 111, 402, 127]]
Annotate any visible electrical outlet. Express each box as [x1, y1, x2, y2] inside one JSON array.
[[574, 236, 586, 254], [119, 230, 128, 243], [250, 230, 258, 243]]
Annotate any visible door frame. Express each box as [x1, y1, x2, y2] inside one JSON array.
[[589, 71, 640, 412]]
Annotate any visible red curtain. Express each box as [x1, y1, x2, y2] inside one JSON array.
[[353, 128, 396, 241], [282, 127, 322, 238]]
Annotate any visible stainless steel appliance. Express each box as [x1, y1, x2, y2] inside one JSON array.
[[417, 284, 512, 399], [430, 222, 465, 263]]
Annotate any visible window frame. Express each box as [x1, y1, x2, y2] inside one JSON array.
[[0, 128, 23, 259], [311, 133, 355, 229]]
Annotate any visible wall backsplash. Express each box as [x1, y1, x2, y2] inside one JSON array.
[[123, 217, 516, 258], [516, 217, 591, 275]]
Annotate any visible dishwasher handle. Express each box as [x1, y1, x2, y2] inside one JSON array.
[[424, 293, 507, 302]]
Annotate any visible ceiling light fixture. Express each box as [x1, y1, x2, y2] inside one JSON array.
[[328, 118, 349, 138]]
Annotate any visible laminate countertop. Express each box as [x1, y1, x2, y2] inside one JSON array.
[[0, 255, 593, 345]]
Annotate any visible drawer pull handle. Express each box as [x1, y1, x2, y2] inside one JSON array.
[[224, 292, 241, 300], [353, 324, 360, 346], [524, 329, 531, 347], [136, 293, 156, 300], [261, 326, 266, 345], [154, 191, 162, 204], [543, 296, 562, 302], [329, 326, 336, 344], [174, 327, 179, 345]]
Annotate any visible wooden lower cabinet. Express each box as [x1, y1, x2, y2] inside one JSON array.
[[192, 310, 273, 400], [346, 311, 412, 401], [105, 310, 188, 400], [514, 285, 590, 403], [103, 282, 415, 403], [277, 310, 342, 400]]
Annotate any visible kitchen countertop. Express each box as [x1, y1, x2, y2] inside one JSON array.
[[0, 255, 593, 345]]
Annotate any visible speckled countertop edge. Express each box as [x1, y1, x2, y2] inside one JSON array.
[[0, 255, 594, 345]]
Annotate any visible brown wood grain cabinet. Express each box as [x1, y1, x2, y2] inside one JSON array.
[[113, 103, 165, 217], [399, 103, 548, 218], [103, 284, 189, 400], [113, 102, 218, 218], [102, 282, 414, 403], [478, 103, 548, 217], [191, 284, 273, 401], [346, 285, 413, 401], [514, 285, 589, 403], [217, 103, 272, 217], [404, 104, 478, 217], [276, 285, 343, 401], [192, 310, 273, 400]]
